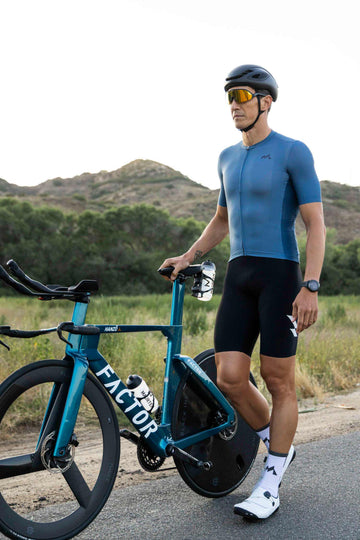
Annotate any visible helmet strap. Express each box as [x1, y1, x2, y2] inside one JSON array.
[[241, 95, 265, 133]]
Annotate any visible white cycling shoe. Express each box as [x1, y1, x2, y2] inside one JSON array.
[[234, 445, 296, 520], [233, 488, 280, 520]]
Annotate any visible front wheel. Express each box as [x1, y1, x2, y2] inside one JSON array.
[[0, 359, 120, 540], [172, 349, 259, 498]]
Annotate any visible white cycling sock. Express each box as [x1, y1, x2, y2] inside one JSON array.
[[256, 423, 270, 450], [256, 450, 288, 498]]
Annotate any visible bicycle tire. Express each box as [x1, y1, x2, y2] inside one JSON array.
[[0, 359, 120, 540], [172, 348, 259, 498]]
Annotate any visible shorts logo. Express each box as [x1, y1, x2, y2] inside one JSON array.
[[286, 315, 298, 337]]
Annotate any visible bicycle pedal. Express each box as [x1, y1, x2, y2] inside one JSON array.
[[167, 444, 213, 471], [199, 460, 213, 471], [119, 429, 139, 445]]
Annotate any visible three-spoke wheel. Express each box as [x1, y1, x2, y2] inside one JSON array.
[[0, 359, 120, 540]]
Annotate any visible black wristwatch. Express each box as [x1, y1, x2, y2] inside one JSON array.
[[301, 280, 320, 292]]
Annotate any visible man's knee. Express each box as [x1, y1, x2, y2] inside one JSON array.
[[216, 372, 252, 398], [261, 372, 295, 399], [215, 351, 252, 398], [260, 355, 296, 400]]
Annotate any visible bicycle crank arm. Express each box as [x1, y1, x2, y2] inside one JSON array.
[[119, 428, 140, 445], [166, 444, 213, 471]]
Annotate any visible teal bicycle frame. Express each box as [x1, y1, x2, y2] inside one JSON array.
[[52, 278, 235, 460]]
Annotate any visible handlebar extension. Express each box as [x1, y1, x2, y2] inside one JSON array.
[[7, 259, 54, 294], [0, 265, 35, 296], [0, 259, 98, 302]]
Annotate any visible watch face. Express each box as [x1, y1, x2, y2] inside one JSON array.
[[308, 280, 319, 292]]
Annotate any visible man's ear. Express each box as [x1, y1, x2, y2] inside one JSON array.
[[261, 95, 273, 112]]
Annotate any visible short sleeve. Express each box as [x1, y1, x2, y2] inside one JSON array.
[[217, 154, 227, 207], [287, 141, 322, 205]]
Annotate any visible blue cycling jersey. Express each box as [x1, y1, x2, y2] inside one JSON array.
[[218, 130, 322, 263]]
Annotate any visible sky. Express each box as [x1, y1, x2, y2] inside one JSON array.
[[0, 0, 359, 190]]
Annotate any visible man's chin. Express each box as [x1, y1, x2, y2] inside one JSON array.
[[234, 119, 246, 130]]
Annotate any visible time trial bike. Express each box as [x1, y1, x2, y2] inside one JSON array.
[[0, 259, 259, 540]]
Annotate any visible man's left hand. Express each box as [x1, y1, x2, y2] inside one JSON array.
[[292, 288, 318, 333]]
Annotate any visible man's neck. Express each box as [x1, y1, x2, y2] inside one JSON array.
[[242, 125, 271, 147]]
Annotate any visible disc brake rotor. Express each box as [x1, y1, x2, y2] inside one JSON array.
[[40, 430, 75, 474], [217, 411, 238, 441]]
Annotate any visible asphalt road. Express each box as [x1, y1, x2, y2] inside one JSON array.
[[1, 431, 359, 540]]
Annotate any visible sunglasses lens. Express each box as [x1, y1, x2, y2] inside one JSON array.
[[228, 89, 253, 104]]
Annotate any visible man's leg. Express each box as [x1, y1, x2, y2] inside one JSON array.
[[233, 354, 297, 520], [232, 257, 301, 519], [260, 354, 298, 454], [215, 350, 270, 431]]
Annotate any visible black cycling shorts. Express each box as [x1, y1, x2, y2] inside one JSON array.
[[214, 256, 302, 358]]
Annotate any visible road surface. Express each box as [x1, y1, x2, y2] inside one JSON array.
[[1, 431, 359, 539]]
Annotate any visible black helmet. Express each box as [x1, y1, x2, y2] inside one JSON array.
[[224, 64, 278, 101]]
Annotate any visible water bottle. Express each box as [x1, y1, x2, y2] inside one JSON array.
[[126, 374, 159, 413], [191, 260, 216, 301]]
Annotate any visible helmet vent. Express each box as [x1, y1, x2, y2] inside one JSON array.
[[252, 73, 267, 80]]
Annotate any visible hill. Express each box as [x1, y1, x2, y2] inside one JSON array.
[[0, 160, 217, 223], [0, 160, 359, 242]]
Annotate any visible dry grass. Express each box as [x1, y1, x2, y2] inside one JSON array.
[[1, 294, 360, 425]]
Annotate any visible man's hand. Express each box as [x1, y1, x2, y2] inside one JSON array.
[[159, 254, 193, 282], [292, 288, 318, 333]]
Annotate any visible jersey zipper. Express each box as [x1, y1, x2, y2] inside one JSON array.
[[239, 147, 250, 255]]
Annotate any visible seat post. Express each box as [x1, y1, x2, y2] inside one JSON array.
[[170, 278, 185, 328]]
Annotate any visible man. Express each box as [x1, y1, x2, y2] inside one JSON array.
[[160, 64, 325, 520]]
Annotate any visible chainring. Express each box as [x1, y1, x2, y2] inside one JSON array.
[[137, 437, 165, 472]]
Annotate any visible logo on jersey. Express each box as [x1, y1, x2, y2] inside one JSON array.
[[261, 154, 272, 160], [287, 315, 298, 337]]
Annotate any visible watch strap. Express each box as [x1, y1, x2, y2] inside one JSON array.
[[301, 280, 320, 292]]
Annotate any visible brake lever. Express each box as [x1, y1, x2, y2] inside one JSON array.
[[0, 339, 10, 351], [57, 322, 74, 348]]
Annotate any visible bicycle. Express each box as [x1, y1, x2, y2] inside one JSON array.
[[0, 259, 259, 540]]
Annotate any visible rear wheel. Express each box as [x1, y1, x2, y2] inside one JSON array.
[[0, 359, 120, 540], [172, 349, 259, 498]]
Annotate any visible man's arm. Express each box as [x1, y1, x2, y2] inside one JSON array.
[[292, 202, 326, 333], [160, 205, 229, 281]]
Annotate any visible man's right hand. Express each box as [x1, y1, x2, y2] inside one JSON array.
[[159, 254, 193, 282]]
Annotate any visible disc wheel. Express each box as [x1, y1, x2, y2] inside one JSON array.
[[0, 359, 120, 540], [172, 349, 259, 498]]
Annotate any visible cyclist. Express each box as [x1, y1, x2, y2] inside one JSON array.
[[160, 64, 325, 520]]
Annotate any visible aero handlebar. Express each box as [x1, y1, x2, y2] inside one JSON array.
[[0, 260, 98, 302]]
